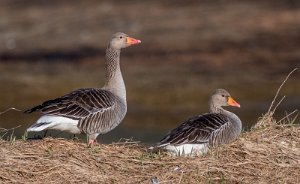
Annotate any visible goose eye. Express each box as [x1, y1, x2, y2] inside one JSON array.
[[119, 36, 123, 39], [222, 95, 225, 97]]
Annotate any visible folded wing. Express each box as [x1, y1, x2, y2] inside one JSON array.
[[25, 88, 125, 134], [157, 113, 229, 147]]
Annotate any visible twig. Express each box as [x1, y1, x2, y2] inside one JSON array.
[[0, 125, 21, 140], [271, 96, 285, 116], [0, 175, 18, 183], [0, 125, 21, 133], [277, 110, 298, 124], [35, 165, 63, 175], [0, 107, 22, 115], [267, 68, 297, 114], [178, 171, 184, 184]]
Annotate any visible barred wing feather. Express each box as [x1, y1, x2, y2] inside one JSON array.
[[157, 113, 229, 147], [25, 88, 124, 134]]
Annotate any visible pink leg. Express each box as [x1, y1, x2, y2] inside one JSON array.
[[88, 139, 95, 145], [87, 134, 99, 146]]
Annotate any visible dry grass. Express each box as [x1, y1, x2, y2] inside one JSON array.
[[0, 117, 299, 184]]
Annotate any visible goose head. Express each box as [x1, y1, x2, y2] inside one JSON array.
[[109, 32, 141, 49], [210, 89, 240, 110]]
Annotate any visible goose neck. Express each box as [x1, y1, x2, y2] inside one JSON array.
[[104, 47, 126, 101], [105, 47, 120, 80], [221, 108, 242, 132], [210, 105, 242, 130]]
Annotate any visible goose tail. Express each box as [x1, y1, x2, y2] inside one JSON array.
[[27, 115, 80, 134], [27, 122, 53, 132]]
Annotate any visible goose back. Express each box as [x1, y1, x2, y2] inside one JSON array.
[[25, 88, 127, 134]]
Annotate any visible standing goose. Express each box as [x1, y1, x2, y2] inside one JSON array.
[[154, 89, 242, 156], [26, 32, 141, 145]]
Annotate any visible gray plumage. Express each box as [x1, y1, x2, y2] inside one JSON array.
[[155, 89, 242, 155], [26, 32, 141, 143]]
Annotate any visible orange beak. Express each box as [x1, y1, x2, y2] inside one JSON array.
[[126, 37, 141, 45], [227, 96, 241, 108]]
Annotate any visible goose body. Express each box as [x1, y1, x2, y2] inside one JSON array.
[[155, 89, 242, 156], [26, 33, 141, 144]]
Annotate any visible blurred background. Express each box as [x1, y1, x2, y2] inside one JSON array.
[[0, 0, 299, 144]]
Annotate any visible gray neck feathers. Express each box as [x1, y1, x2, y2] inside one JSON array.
[[209, 102, 220, 114], [220, 108, 242, 133], [209, 103, 242, 145], [105, 47, 120, 80], [104, 47, 126, 101]]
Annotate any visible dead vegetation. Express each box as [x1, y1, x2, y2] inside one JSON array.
[[0, 69, 299, 184], [0, 116, 299, 184]]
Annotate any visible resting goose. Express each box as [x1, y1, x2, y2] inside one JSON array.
[[26, 32, 141, 145], [154, 89, 242, 156]]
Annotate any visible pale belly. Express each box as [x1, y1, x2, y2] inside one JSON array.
[[165, 144, 209, 156]]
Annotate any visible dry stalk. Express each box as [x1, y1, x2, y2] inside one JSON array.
[[0, 107, 22, 115], [267, 68, 297, 115], [277, 110, 298, 124], [256, 68, 298, 128]]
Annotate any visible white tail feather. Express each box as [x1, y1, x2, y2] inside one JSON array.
[[27, 115, 80, 134]]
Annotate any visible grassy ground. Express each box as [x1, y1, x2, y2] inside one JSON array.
[[0, 113, 299, 183]]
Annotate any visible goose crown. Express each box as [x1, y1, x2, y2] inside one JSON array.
[[209, 89, 240, 110], [109, 32, 141, 50]]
